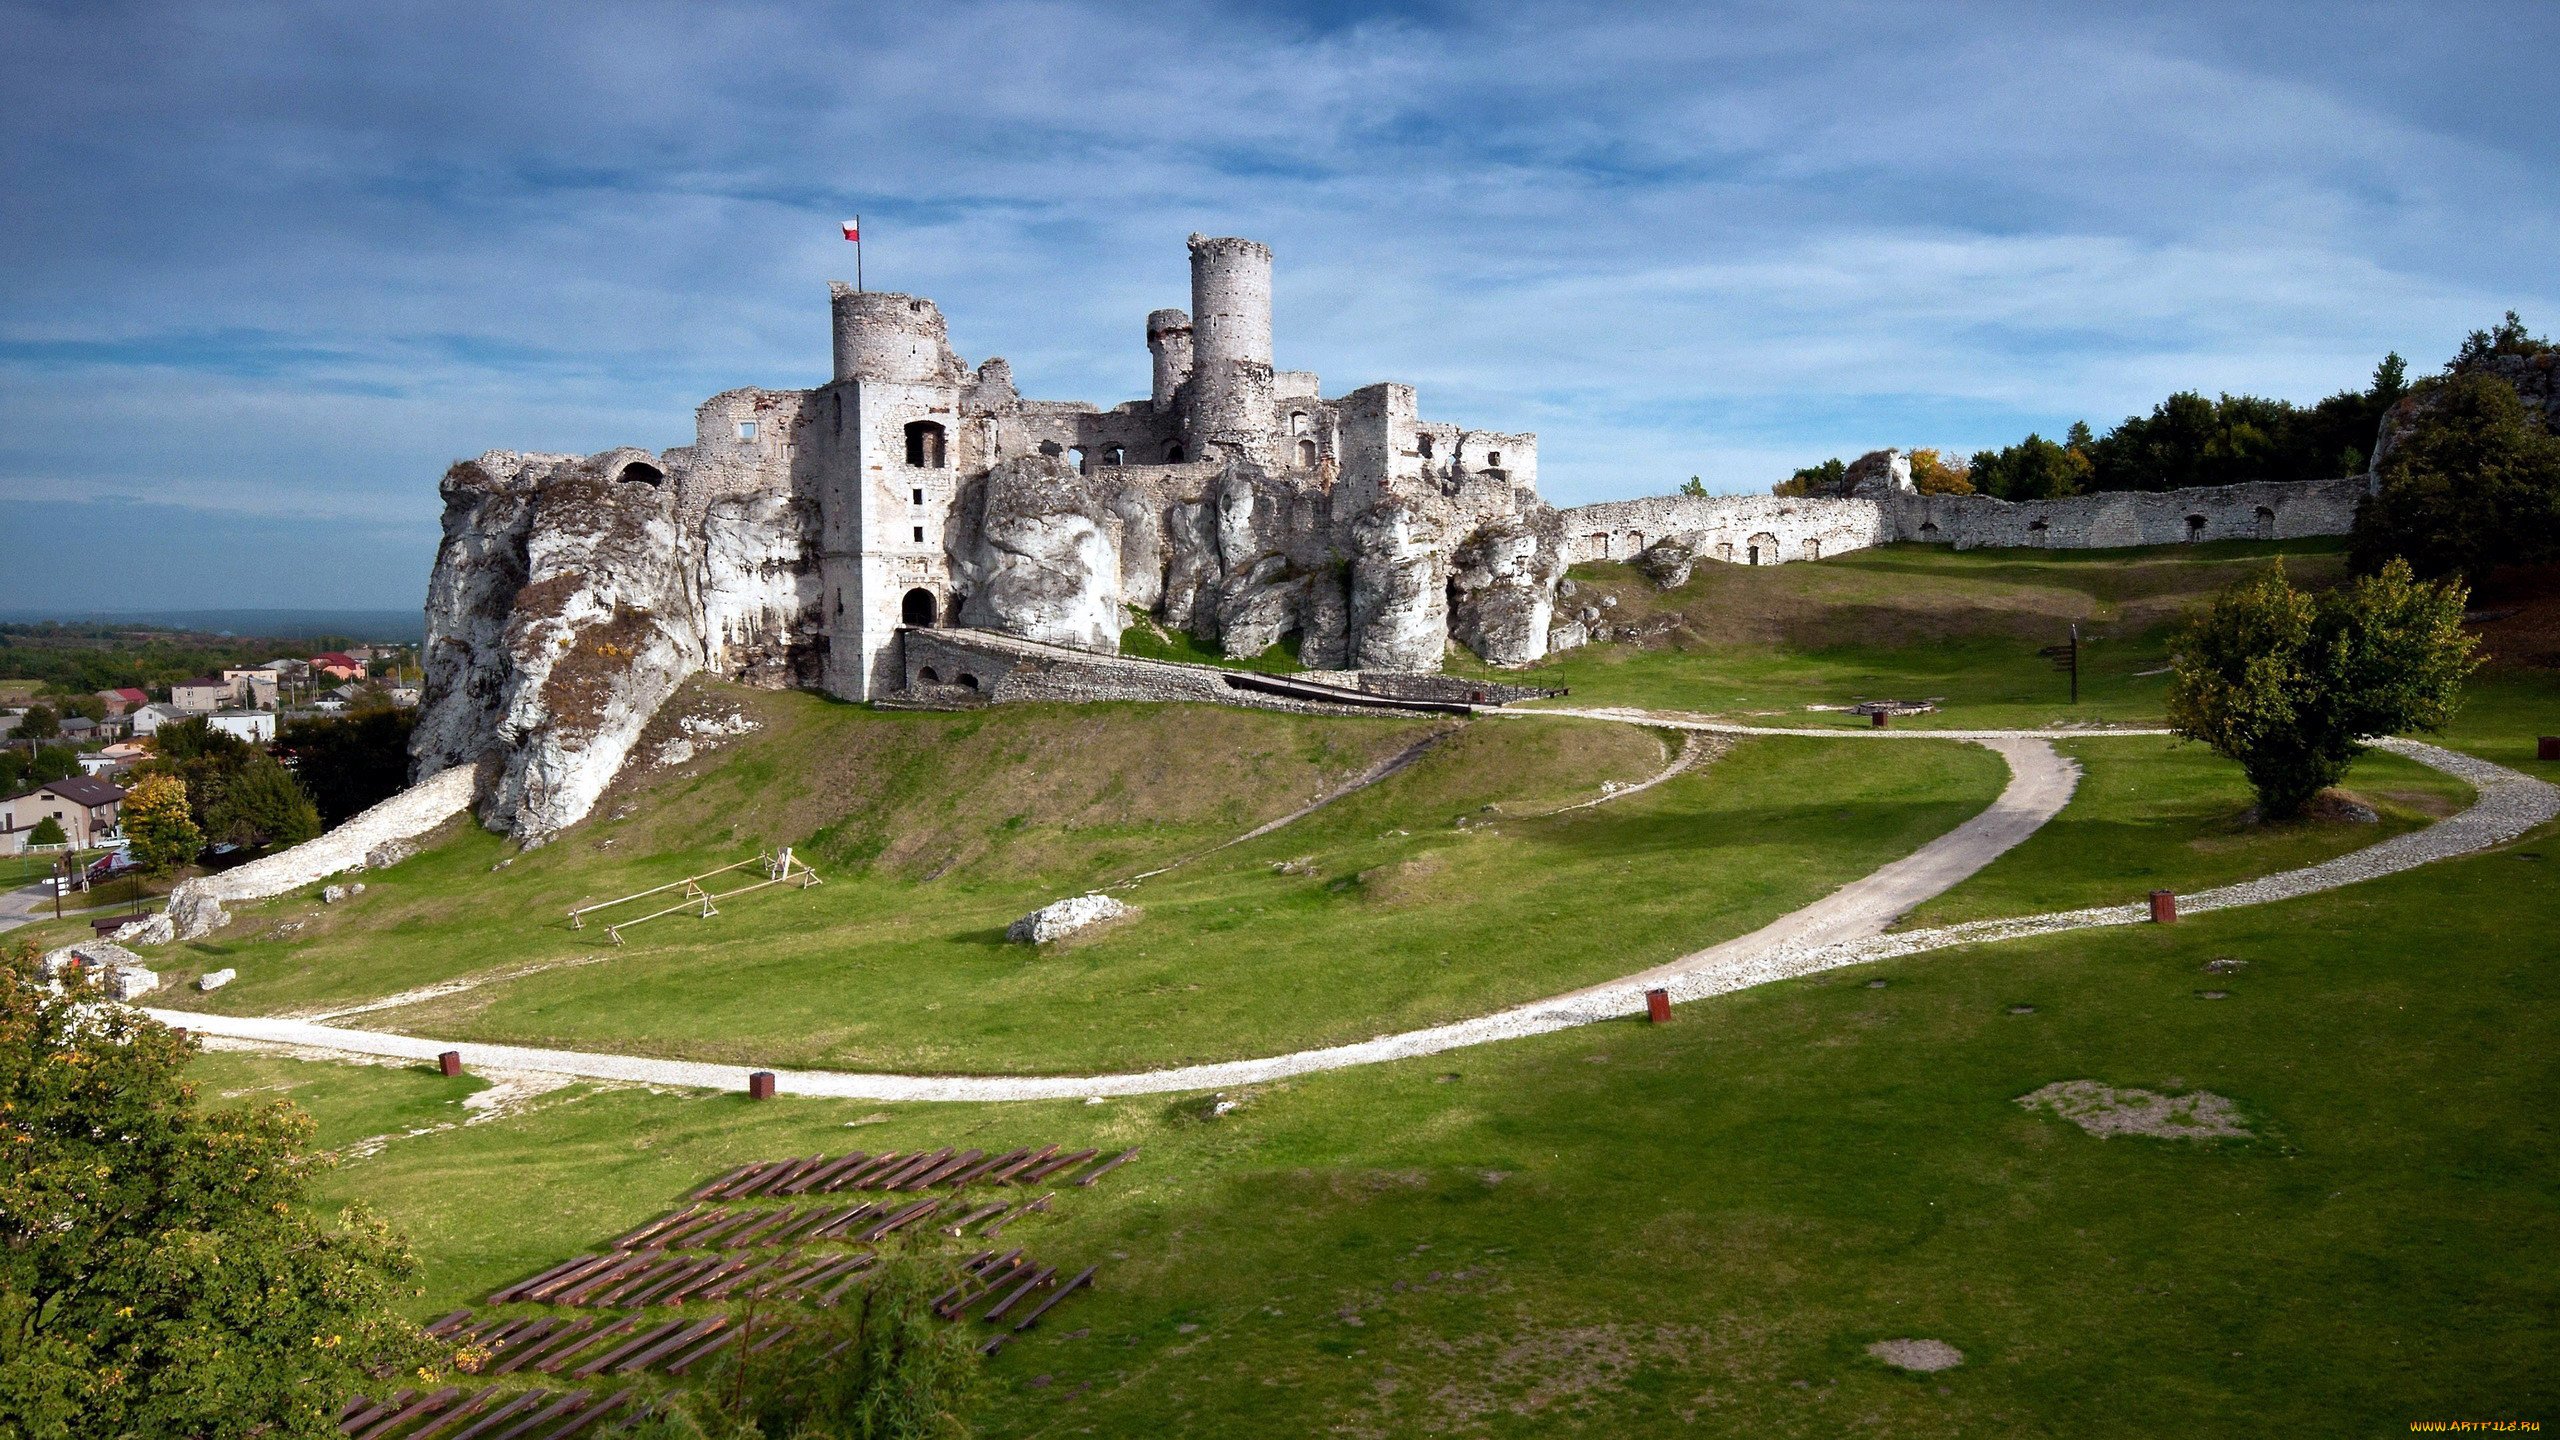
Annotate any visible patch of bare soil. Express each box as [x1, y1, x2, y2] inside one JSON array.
[[1413, 1322, 1719, 1428], [2016, 1079, 2251, 1141], [1358, 853, 1447, 907], [1866, 1338, 1965, 1372]]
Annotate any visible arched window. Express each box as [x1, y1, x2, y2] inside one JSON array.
[[2255, 505, 2276, 540], [1165, 443, 1186, 463], [955, 673, 980, 691], [1072, 446, 1089, 474], [1105, 445, 1125, 466], [1038, 440, 1063, 457], [901, 588, 937, 627], [1803, 538, 1821, 561], [617, 461, 665, 486], [1290, 411, 1308, 435], [2185, 514, 2208, 541], [904, 421, 948, 468], [919, 666, 940, 684], [1918, 522, 1940, 537], [1298, 438, 1318, 467]]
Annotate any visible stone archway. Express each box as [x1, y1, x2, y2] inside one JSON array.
[[901, 588, 938, 627]]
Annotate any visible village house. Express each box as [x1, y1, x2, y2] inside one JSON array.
[[128, 703, 189, 736], [310, 652, 365, 682], [222, 668, 281, 709], [95, 687, 148, 716], [172, 676, 232, 712], [209, 711, 277, 743], [0, 775, 126, 852]]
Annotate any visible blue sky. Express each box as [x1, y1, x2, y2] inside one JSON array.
[[3, 0, 2554, 609]]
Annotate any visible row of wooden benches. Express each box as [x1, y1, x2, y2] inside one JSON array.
[[335, 1381, 641, 1440], [582, 1186, 1042, 1265], [682, 1143, 1138, 1204]]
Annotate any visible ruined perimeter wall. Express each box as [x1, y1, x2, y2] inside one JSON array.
[[1559, 475, 2369, 566], [900, 629, 1544, 718]]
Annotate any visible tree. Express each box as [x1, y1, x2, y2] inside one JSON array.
[[2450, 310, 2553, 368], [0, 943, 440, 1439], [207, 757, 323, 854], [1908, 448, 1974, 495], [1771, 458, 1845, 497], [26, 817, 68, 847], [0, 746, 80, 794], [2349, 370, 2560, 583], [1678, 475, 1709, 497], [123, 773, 202, 876], [2167, 559, 2477, 819], [1969, 433, 2090, 501], [276, 709, 416, 826], [14, 705, 59, 740]]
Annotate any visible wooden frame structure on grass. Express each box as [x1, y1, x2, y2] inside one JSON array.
[[567, 848, 822, 945]]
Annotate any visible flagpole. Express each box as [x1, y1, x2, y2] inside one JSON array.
[[856, 213, 863, 293]]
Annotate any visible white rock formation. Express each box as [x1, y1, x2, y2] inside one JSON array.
[[159, 765, 476, 940], [1007, 893, 1133, 944], [198, 968, 236, 991]]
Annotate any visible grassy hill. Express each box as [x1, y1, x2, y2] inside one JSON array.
[[127, 534, 2560, 1435]]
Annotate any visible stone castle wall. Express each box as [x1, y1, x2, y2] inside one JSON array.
[[1558, 472, 2369, 566]]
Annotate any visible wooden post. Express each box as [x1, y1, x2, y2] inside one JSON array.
[[440, 1051, 464, 1077], [2538, 736, 2559, 762], [2148, 890, 2177, 924], [1870, 711, 1888, 728], [1645, 988, 1671, 1023], [748, 1072, 777, 1101]]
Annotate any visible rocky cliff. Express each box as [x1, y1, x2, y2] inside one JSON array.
[[419, 447, 1561, 844]]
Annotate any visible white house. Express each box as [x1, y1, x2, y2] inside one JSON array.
[[208, 711, 277, 743]]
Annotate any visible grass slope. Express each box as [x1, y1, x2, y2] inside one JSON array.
[[200, 815, 2560, 1436], [137, 695, 2006, 1074]]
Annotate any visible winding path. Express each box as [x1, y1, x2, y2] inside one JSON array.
[[148, 724, 2556, 1103]]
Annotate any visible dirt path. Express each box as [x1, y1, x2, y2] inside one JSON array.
[[1121, 725, 1461, 883], [147, 732, 2556, 1103]]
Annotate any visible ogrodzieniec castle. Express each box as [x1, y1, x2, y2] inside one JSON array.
[[414, 234, 2371, 841]]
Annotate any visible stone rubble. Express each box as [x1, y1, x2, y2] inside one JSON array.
[[1006, 893, 1134, 945]]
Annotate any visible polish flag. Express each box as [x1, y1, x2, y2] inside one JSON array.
[[841, 219, 860, 242]]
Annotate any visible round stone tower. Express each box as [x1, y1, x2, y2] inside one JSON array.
[[1146, 308, 1193, 415], [1184, 234, 1275, 461], [831, 284, 957, 384]]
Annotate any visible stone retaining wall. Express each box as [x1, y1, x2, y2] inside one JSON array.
[[159, 765, 479, 940], [900, 628, 1526, 717]]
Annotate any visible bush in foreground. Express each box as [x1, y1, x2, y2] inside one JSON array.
[[2167, 559, 2476, 820], [0, 942, 436, 1439]]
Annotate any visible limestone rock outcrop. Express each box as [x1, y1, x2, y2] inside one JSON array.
[[1007, 892, 1133, 944]]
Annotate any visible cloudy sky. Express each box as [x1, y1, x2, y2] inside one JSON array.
[[3, 0, 2553, 610]]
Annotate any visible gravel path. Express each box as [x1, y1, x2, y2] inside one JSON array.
[[147, 732, 2555, 1103]]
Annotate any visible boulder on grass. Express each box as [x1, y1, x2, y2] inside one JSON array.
[[1007, 893, 1132, 945], [109, 911, 174, 946]]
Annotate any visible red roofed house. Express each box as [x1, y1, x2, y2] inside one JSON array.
[[95, 687, 149, 716], [310, 652, 365, 682]]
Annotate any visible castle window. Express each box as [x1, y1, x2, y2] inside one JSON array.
[[902, 588, 937, 627], [1073, 446, 1089, 475], [1039, 440, 1063, 457], [912, 526, 925, 543], [911, 487, 923, 504], [1486, 451, 1501, 468], [1418, 434, 1434, 458], [1166, 443, 1186, 463], [1290, 411, 1308, 436], [2185, 514, 2208, 540], [905, 420, 948, 468], [920, 666, 939, 683], [956, 673, 980, 691], [1298, 439, 1318, 468], [736, 420, 757, 441], [1105, 445, 1125, 466]]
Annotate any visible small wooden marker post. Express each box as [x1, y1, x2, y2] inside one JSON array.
[[1870, 710, 1888, 728], [2539, 736, 2560, 762], [748, 1071, 777, 1101], [1646, 987, 1671, 1024], [2148, 890, 2177, 924], [440, 1050, 464, 1078]]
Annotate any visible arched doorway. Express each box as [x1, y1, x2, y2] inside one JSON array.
[[904, 421, 948, 468], [901, 588, 937, 627], [1746, 531, 1778, 566]]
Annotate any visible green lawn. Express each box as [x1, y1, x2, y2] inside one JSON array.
[[139, 706, 2008, 1075], [200, 803, 2560, 1436], [1898, 741, 2476, 928]]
